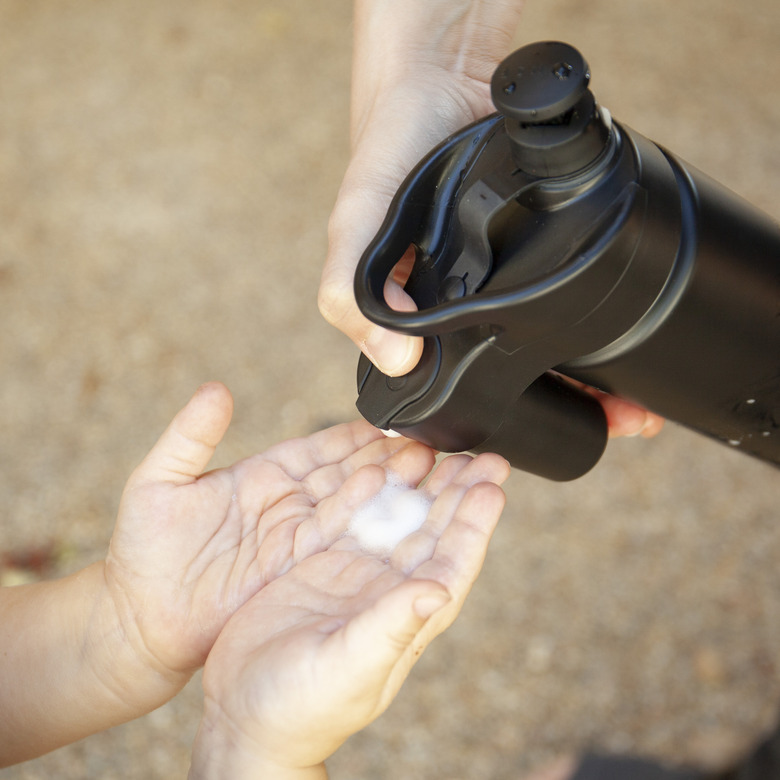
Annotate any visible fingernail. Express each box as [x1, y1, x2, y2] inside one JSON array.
[[624, 416, 651, 438], [365, 331, 415, 377], [413, 590, 452, 619]]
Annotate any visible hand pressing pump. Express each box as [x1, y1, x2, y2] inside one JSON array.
[[354, 41, 780, 481]]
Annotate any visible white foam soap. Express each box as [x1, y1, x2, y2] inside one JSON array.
[[347, 473, 434, 556]]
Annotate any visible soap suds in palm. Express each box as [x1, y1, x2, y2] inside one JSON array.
[[347, 474, 434, 556]]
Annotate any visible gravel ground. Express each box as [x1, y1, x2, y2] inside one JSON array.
[[0, 1, 778, 778]]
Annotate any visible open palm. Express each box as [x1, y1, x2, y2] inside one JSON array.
[[196, 447, 510, 773], [103, 382, 441, 682]]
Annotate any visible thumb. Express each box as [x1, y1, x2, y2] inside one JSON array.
[[363, 285, 424, 378], [130, 381, 234, 487], [321, 151, 424, 377], [340, 580, 452, 696], [319, 231, 423, 377]]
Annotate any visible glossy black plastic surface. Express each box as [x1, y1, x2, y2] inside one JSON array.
[[354, 41, 780, 480]]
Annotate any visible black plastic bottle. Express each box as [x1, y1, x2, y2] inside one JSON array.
[[353, 41, 780, 481]]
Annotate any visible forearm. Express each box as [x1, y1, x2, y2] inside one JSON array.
[[0, 562, 187, 765], [188, 704, 329, 780]]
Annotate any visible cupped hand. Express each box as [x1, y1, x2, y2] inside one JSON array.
[[193, 448, 510, 775], [103, 382, 439, 688]]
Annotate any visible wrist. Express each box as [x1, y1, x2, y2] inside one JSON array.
[[189, 702, 328, 780], [352, 0, 523, 82], [0, 562, 189, 765], [87, 562, 191, 716], [349, 0, 522, 151]]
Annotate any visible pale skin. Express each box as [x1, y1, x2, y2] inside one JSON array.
[[320, 0, 664, 439], [188, 433, 510, 779], [311, 5, 659, 773], [1, 2, 658, 776], [0, 381, 509, 772]]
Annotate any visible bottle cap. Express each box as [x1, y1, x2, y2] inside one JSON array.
[[491, 41, 610, 177]]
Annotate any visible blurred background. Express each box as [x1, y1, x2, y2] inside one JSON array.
[[0, 1, 778, 777]]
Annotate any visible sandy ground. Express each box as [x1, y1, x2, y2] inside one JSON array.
[[1, 1, 779, 777]]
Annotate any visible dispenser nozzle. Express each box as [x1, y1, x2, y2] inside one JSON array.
[[491, 41, 611, 177]]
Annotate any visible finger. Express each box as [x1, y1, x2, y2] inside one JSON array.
[[309, 442, 437, 553], [559, 376, 666, 439], [321, 187, 424, 377], [567, 379, 665, 439], [428, 452, 510, 531], [421, 453, 474, 496], [411, 480, 507, 601], [393, 455, 487, 560], [129, 382, 234, 487], [598, 394, 665, 439], [263, 419, 391, 481], [370, 284, 425, 377], [374, 439, 438, 486], [304, 463, 389, 553], [299, 435, 434, 505], [640, 412, 665, 438], [335, 578, 451, 706], [318, 265, 424, 377], [423, 451, 510, 498], [392, 453, 509, 571]]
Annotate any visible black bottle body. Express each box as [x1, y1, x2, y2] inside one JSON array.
[[354, 42, 780, 480], [562, 127, 780, 463]]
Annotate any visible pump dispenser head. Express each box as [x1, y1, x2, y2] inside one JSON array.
[[491, 41, 611, 176]]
